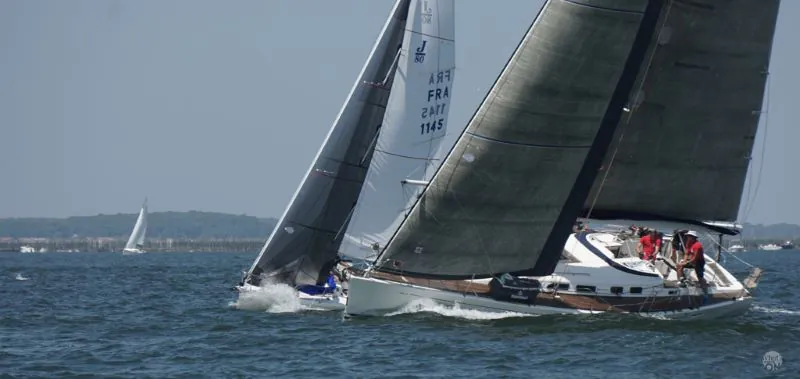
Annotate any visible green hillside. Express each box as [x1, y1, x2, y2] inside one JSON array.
[[1, 210, 798, 243], [0, 211, 277, 239]]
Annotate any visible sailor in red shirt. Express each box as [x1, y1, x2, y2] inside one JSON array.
[[637, 229, 661, 262], [676, 230, 707, 287]]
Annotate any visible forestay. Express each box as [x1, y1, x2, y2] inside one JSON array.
[[245, 0, 410, 287], [374, 0, 666, 279], [340, 0, 456, 260], [584, 0, 782, 226], [125, 198, 148, 250]]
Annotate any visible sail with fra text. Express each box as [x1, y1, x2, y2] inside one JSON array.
[[340, 0, 456, 260]]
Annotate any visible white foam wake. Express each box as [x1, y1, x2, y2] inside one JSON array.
[[229, 283, 305, 313], [753, 305, 800, 316], [385, 298, 535, 320]]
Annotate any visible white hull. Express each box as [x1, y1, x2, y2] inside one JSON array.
[[122, 248, 145, 255], [237, 283, 347, 311], [345, 275, 752, 320], [346, 275, 579, 316], [345, 232, 757, 320]]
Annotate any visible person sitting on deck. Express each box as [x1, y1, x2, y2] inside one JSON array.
[[637, 229, 661, 262], [676, 230, 707, 287]]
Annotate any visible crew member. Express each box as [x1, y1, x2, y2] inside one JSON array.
[[637, 229, 661, 262], [676, 230, 706, 287]]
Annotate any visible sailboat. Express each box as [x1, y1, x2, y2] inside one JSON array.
[[122, 198, 148, 255], [345, 0, 780, 319], [235, 0, 456, 311]]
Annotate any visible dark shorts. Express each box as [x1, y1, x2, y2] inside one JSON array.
[[684, 261, 705, 279]]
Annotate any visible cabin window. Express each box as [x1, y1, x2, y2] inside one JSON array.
[[610, 286, 623, 295], [576, 285, 596, 293], [546, 283, 569, 291], [629, 287, 643, 294]]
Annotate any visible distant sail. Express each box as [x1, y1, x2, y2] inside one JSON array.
[[124, 198, 148, 251], [245, 0, 411, 287], [340, 0, 456, 260], [373, 0, 666, 279]]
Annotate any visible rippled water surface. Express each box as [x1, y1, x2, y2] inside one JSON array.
[[1, 251, 798, 378]]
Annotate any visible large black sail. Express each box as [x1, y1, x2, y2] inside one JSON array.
[[583, 0, 781, 226], [374, 0, 666, 279], [245, 0, 410, 287]]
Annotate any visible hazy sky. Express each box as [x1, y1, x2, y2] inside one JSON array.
[[2, 0, 798, 225]]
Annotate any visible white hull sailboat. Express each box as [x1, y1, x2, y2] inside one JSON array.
[[236, 261, 354, 311], [122, 198, 148, 255], [344, 0, 779, 320], [235, 0, 456, 309], [239, 283, 348, 311], [346, 228, 756, 319]]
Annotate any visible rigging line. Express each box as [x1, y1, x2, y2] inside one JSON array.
[[742, 74, 771, 223], [703, 231, 756, 269], [584, 0, 674, 220]]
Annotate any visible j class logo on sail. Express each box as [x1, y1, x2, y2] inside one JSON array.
[[415, 40, 427, 63]]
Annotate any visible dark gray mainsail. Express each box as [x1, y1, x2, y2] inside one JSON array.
[[582, 0, 781, 226], [244, 0, 410, 287], [373, 0, 667, 279], [538, 0, 781, 276]]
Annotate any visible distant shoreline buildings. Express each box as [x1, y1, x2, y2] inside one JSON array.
[[0, 237, 264, 253]]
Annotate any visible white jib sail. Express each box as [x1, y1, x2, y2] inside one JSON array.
[[339, 0, 456, 259], [125, 199, 148, 250]]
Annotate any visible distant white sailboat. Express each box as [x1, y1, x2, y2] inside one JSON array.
[[122, 198, 148, 255]]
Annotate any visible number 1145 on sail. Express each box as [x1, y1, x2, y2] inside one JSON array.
[[420, 118, 444, 134]]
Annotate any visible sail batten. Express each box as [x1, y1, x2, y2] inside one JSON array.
[[373, 0, 665, 279], [246, 0, 411, 287]]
